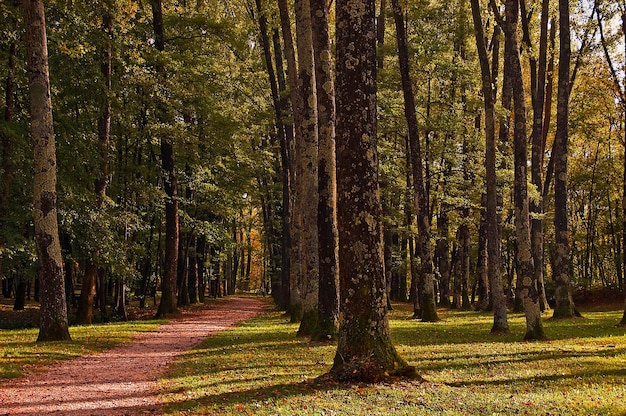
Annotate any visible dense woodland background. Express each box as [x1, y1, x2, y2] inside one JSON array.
[[1, 0, 626, 336]]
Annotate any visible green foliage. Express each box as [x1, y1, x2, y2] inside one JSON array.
[[160, 303, 626, 415]]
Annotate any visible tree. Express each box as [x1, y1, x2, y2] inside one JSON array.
[[391, 0, 438, 322], [552, 0, 578, 319], [469, 0, 508, 333], [329, 0, 416, 382], [152, 0, 179, 318], [310, 0, 339, 341], [21, 0, 71, 342], [502, 0, 545, 339]]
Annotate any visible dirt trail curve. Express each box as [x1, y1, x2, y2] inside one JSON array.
[[0, 297, 265, 415]]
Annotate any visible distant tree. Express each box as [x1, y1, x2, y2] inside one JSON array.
[[21, 0, 71, 342], [329, 0, 416, 382]]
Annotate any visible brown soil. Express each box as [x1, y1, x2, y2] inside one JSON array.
[[0, 297, 266, 415]]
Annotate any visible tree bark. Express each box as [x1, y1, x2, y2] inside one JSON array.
[[470, 0, 508, 333], [310, 0, 339, 341], [552, 0, 578, 319], [504, 0, 545, 339], [329, 0, 415, 381], [294, 0, 320, 336], [22, 0, 71, 342], [392, 0, 438, 322]]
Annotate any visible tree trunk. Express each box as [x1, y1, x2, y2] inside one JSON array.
[[475, 202, 490, 311], [294, 0, 320, 337], [77, 8, 113, 325], [504, 0, 545, 339], [310, 0, 339, 341], [470, 0, 508, 333], [328, 0, 416, 381], [277, 0, 304, 322], [392, 0, 438, 322], [436, 212, 451, 307], [551, 0, 578, 319], [525, 0, 551, 312], [152, 0, 179, 318], [22, 0, 71, 342]]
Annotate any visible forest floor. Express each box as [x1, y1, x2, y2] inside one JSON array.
[[0, 296, 266, 415]]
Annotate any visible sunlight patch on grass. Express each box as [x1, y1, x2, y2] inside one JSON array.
[[159, 305, 626, 415], [0, 320, 163, 379]]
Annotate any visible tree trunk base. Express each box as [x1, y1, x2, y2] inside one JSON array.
[[326, 357, 419, 383]]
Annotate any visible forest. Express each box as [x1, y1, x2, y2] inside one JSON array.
[[2, 0, 626, 388]]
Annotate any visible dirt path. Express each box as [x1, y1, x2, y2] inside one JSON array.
[[0, 297, 266, 415]]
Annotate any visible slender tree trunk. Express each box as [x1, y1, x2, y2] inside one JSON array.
[[526, 0, 551, 312], [22, 0, 71, 342], [277, 0, 304, 321], [436, 212, 451, 307], [552, 0, 578, 319], [310, 0, 339, 341], [294, 0, 320, 336], [77, 8, 113, 325], [392, 0, 438, 322], [152, 0, 179, 318], [329, 0, 416, 381], [0, 5, 17, 289], [272, 28, 292, 310], [470, 0, 508, 333], [475, 202, 490, 311], [505, 0, 545, 339]]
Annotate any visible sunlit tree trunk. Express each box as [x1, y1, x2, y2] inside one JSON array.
[[470, 0, 508, 333], [294, 0, 320, 336], [504, 0, 545, 339], [311, 0, 339, 341], [22, 0, 71, 342], [329, 0, 416, 381]]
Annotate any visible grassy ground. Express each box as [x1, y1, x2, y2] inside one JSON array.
[[159, 303, 626, 415], [0, 299, 163, 379]]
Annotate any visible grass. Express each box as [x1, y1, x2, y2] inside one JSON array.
[[0, 317, 163, 379], [159, 303, 626, 415]]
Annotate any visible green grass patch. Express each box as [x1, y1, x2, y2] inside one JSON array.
[[159, 303, 626, 415], [0, 319, 163, 379]]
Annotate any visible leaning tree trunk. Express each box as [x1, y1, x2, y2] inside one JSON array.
[[328, 0, 416, 382], [505, 0, 545, 340], [294, 0, 320, 337], [22, 0, 71, 342], [310, 0, 339, 341], [552, 0, 577, 319], [152, 0, 179, 318], [392, 0, 438, 322], [470, 0, 508, 333]]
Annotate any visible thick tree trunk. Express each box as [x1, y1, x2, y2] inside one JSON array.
[[329, 0, 415, 381], [22, 0, 71, 342], [294, 0, 320, 336], [505, 0, 545, 340], [310, 0, 339, 341], [552, 0, 577, 319], [152, 0, 179, 318], [470, 0, 508, 333], [392, 0, 438, 322]]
